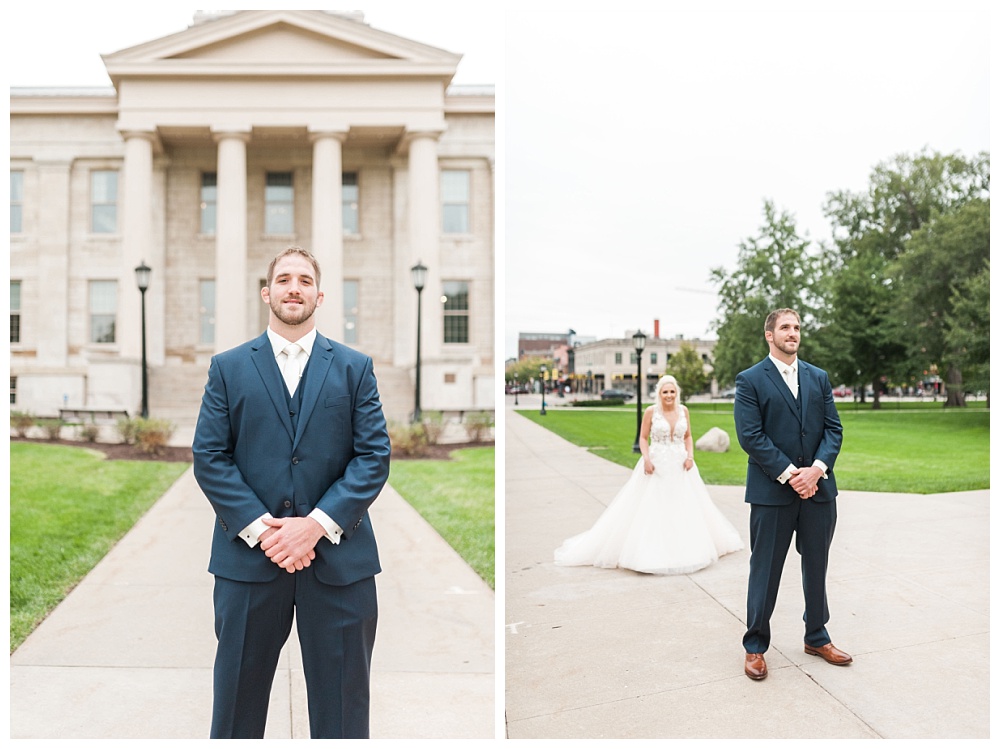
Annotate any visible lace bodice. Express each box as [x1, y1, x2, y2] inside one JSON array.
[[650, 408, 687, 446]]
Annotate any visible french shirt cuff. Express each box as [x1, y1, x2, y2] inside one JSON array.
[[239, 513, 273, 547], [777, 464, 796, 484], [813, 459, 829, 479], [309, 508, 344, 545]]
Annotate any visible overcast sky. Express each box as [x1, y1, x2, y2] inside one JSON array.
[[504, 0, 991, 357], [5, 3, 991, 362], [4, 4, 500, 87]]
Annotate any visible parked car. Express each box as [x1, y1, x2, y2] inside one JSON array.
[[600, 389, 634, 401], [715, 387, 737, 399], [832, 385, 853, 397], [505, 383, 528, 394]]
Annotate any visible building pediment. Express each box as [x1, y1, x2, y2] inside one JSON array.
[[102, 10, 461, 86]]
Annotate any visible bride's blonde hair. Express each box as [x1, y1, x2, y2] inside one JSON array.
[[654, 374, 682, 399]]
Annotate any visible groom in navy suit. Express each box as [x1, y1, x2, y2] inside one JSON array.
[[193, 247, 390, 737], [734, 308, 851, 681]]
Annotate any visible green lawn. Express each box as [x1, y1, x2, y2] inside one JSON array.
[[388, 447, 495, 589], [10, 442, 190, 652], [517, 405, 988, 494]]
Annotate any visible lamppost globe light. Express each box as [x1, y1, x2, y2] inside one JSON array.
[[135, 261, 151, 291], [632, 329, 646, 354], [410, 260, 427, 292]]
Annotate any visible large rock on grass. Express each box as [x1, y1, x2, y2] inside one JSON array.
[[695, 427, 730, 453]]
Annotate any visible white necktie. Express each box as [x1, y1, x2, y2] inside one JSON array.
[[783, 366, 798, 399], [281, 343, 303, 396]]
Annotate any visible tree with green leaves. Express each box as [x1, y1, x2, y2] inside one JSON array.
[[710, 200, 828, 386], [945, 259, 989, 405], [822, 149, 989, 408], [665, 342, 709, 402], [891, 199, 989, 407], [505, 356, 552, 389]]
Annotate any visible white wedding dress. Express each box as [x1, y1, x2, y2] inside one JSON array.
[[554, 408, 745, 575]]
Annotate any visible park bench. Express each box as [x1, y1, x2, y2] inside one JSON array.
[[59, 407, 129, 424]]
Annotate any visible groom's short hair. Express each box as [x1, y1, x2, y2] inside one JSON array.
[[764, 308, 800, 333], [266, 246, 322, 288]]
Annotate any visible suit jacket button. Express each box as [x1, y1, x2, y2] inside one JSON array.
[[283, 500, 291, 508], [292, 457, 300, 465]]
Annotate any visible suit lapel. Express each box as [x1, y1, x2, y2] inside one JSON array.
[[797, 362, 812, 418], [292, 334, 336, 449], [763, 358, 801, 419], [250, 334, 295, 440]]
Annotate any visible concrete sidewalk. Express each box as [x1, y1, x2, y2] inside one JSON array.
[[11, 467, 494, 739], [505, 406, 989, 739]]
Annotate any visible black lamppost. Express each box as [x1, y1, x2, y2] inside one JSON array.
[[631, 329, 646, 452], [539, 364, 547, 416], [514, 379, 519, 406], [134, 261, 151, 419], [410, 261, 427, 423]]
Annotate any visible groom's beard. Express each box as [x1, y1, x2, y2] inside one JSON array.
[[774, 339, 798, 357], [270, 294, 318, 326]]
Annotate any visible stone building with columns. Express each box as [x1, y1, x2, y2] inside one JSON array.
[[9, 10, 494, 427]]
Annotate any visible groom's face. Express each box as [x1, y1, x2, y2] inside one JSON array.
[[766, 313, 800, 358]]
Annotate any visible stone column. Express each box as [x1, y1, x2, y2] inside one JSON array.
[[213, 131, 250, 353], [34, 159, 72, 367], [309, 130, 347, 341], [407, 131, 443, 362], [119, 131, 156, 363]]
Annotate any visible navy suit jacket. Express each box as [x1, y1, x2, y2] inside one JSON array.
[[193, 331, 391, 586], [734, 357, 843, 506]]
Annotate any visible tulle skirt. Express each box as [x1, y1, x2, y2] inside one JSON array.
[[554, 445, 744, 575]]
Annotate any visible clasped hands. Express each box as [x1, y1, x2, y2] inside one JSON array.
[[259, 516, 326, 573], [789, 465, 824, 499]]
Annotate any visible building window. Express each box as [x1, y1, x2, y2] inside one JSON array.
[[199, 280, 215, 344], [615, 352, 622, 365], [265, 172, 294, 234], [342, 172, 359, 234], [10, 281, 21, 343], [10, 376, 16, 405], [441, 169, 470, 234], [89, 280, 117, 343], [630, 352, 637, 365], [91, 170, 118, 233], [200, 172, 217, 235], [650, 353, 658, 365], [343, 279, 359, 344], [442, 280, 469, 343], [11, 171, 23, 234]]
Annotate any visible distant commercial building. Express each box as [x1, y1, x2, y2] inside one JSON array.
[[572, 334, 717, 395]]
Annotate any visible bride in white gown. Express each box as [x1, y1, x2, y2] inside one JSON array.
[[555, 375, 744, 575]]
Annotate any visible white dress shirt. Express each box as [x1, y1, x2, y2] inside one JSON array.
[[237, 327, 344, 548]]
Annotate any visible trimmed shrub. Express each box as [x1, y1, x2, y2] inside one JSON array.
[[11, 411, 34, 438], [421, 410, 446, 445], [388, 420, 429, 457], [36, 418, 65, 440], [133, 418, 176, 455], [78, 423, 101, 442], [463, 411, 494, 442], [116, 417, 139, 445]]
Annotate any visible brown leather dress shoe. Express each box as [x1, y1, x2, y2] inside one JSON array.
[[744, 652, 767, 680], [804, 642, 853, 665]]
